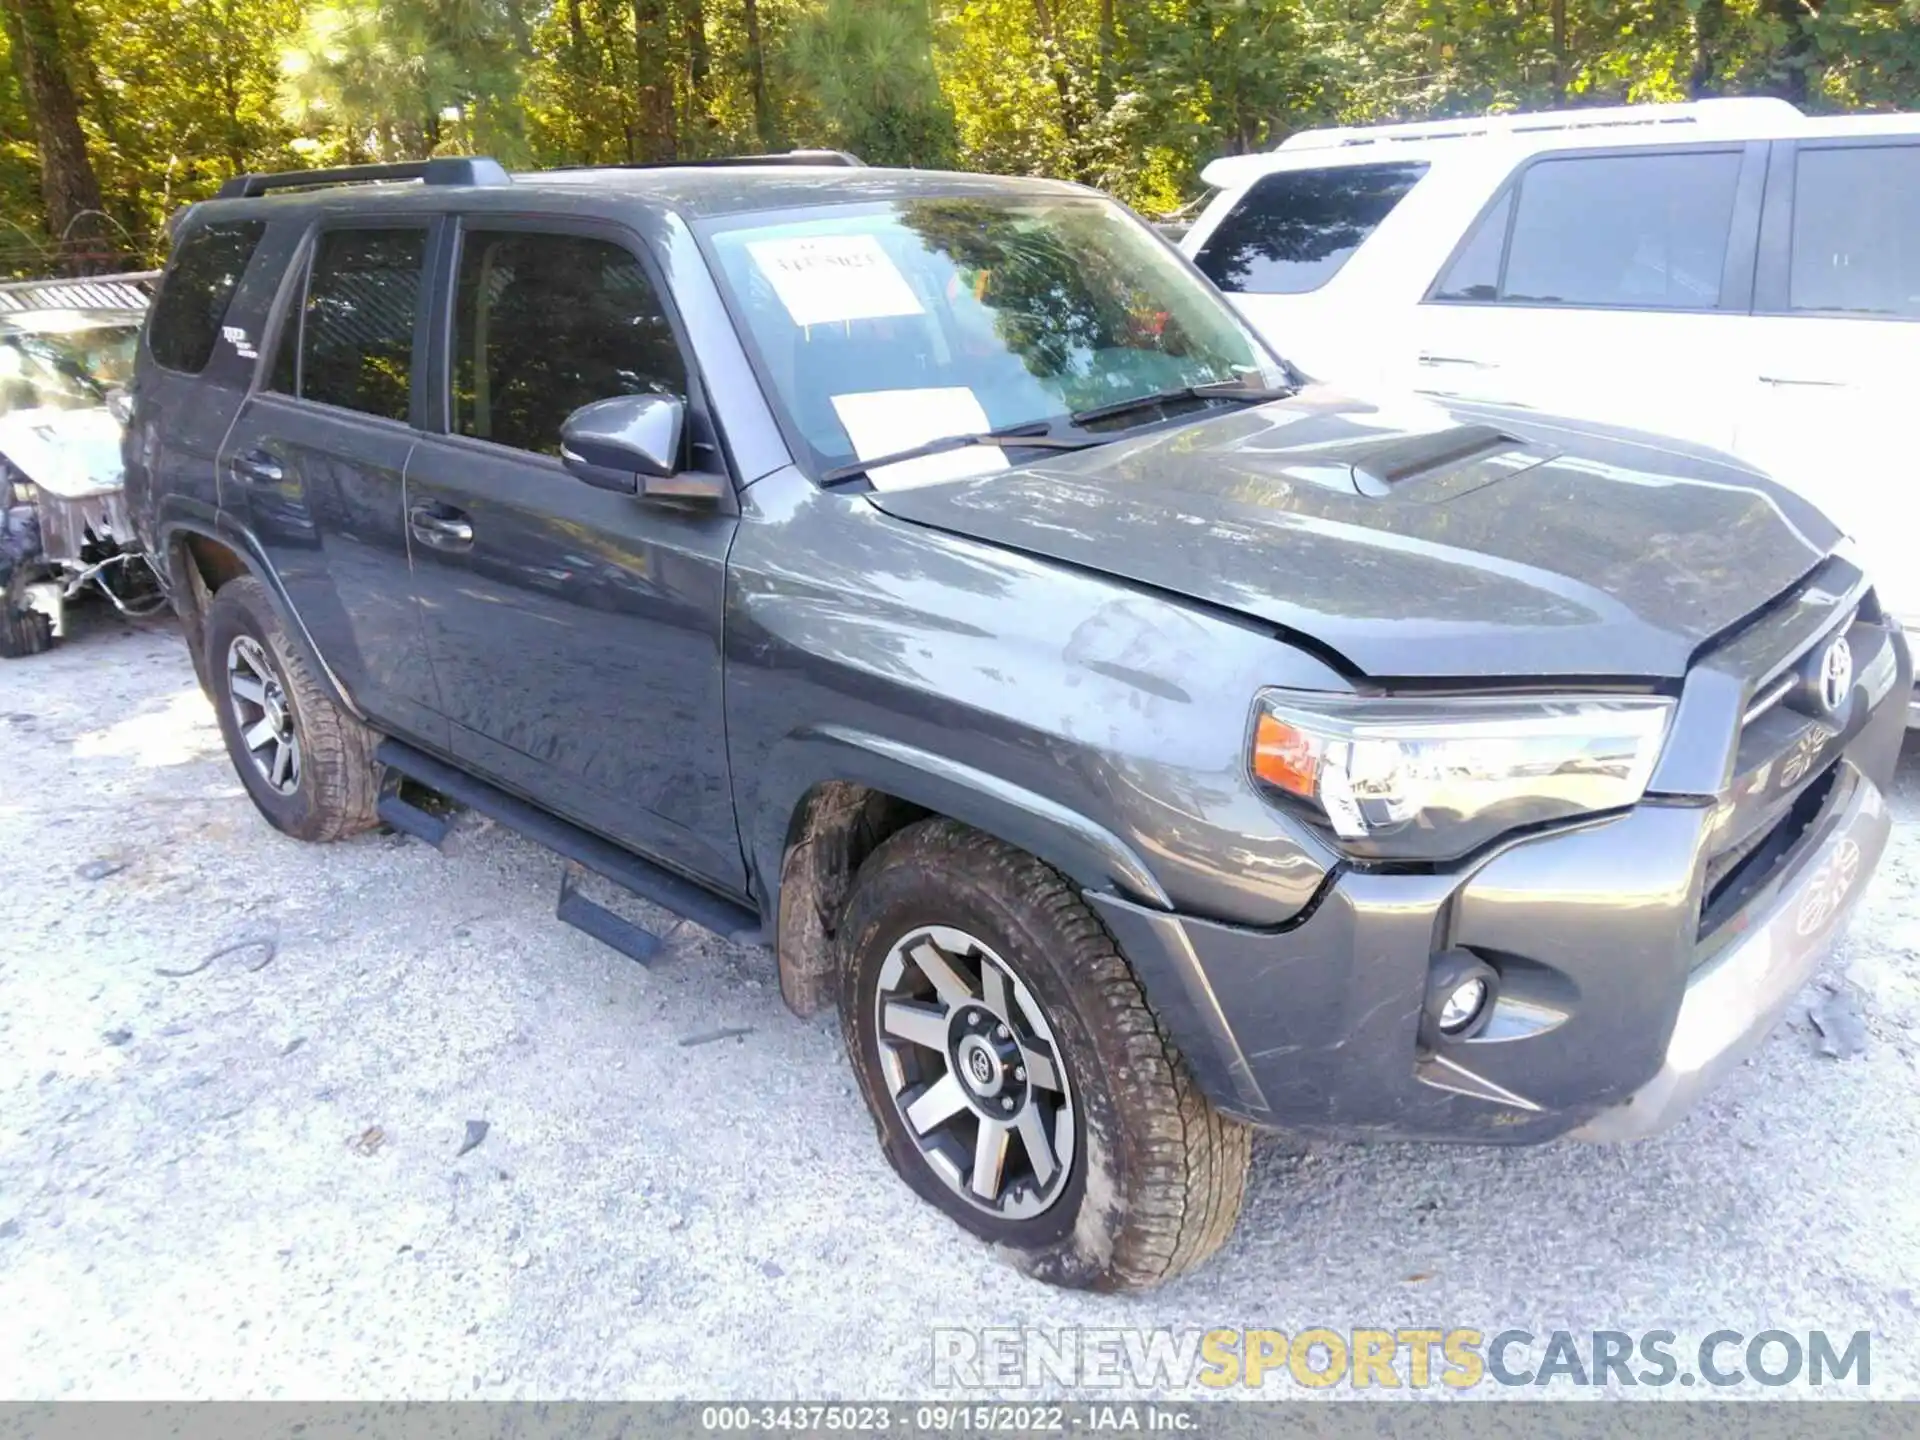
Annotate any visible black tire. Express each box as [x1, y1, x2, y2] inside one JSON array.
[[0, 501, 52, 659], [205, 575, 378, 842], [837, 818, 1251, 1291], [0, 592, 52, 658]]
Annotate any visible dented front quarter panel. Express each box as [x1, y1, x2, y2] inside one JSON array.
[[726, 467, 1346, 929]]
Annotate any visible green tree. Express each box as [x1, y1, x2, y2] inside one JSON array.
[[1, 0, 116, 269], [783, 0, 957, 165], [281, 0, 530, 162]]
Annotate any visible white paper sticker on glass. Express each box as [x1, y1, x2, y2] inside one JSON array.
[[831, 387, 1009, 490], [745, 234, 926, 328]]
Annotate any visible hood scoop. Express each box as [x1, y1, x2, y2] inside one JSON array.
[[1332, 424, 1551, 501]]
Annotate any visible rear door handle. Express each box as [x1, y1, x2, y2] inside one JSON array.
[[229, 449, 283, 484], [1419, 353, 1496, 369], [408, 503, 474, 549]]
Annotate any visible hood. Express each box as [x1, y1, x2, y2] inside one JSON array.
[[863, 387, 1839, 680], [0, 404, 125, 500]]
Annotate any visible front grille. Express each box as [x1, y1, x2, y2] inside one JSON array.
[[1688, 558, 1880, 955], [1697, 758, 1840, 942]]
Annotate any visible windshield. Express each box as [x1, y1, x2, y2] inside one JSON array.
[[703, 195, 1287, 483], [0, 319, 139, 413]]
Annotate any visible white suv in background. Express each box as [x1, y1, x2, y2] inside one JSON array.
[[1181, 98, 1920, 671]]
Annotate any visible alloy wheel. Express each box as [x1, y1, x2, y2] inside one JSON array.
[[872, 924, 1076, 1219], [226, 634, 301, 795]]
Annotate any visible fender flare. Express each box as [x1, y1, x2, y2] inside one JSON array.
[[753, 723, 1173, 918], [157, 511, 365, 720]]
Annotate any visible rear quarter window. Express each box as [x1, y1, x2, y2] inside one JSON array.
[[147, 219, 268, 374], [1192, 162, 1429, 295]]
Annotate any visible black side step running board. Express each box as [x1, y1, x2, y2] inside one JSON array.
[[374, 738, 765, 964], [377, 769, 454, 847]]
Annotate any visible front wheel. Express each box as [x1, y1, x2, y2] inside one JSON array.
[[205, 576, 378, 842], [837, 819, 1251, 1291]]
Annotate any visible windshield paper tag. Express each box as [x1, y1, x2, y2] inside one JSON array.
[[832, 388, 1009, 490], [746, 235, 925, 328]]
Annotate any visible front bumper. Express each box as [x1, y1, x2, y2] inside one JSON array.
[[1091, 599, 1908, 1145], [1567, 767, 1887, 1140]]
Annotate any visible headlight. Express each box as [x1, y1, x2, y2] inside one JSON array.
[[1249, 691, 1674, 861]]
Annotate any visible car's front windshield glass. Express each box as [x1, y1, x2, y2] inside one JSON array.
[[703, 194, 1287, 484], [0, 319, 139, 413]]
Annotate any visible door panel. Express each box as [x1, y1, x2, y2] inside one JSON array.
[[1406, 144, 1761, 454], [219, 394, 442, 740], [214, 221, 445, 743], [1737, 137, 1920, 627], [1410, 304, 1748, 454], [405, 440, 740, 883], [406, 221, 743, 889]]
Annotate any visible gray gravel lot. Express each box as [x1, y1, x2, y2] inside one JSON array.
[[1, 608, 1917, 1402]]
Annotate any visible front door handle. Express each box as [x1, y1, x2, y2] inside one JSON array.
[[408, 503, 474, 550], [229, 449, 284, 484]]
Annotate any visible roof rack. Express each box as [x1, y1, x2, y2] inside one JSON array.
[[216, 156, 512, 200], [584, 149, 866, 172], [1275, 97, 1801, 153]]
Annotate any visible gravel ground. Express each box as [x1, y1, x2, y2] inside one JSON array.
[[1, 606, 1917, 1403]]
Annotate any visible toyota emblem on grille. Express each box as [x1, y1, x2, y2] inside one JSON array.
[[1817, 635, 1853, 716]]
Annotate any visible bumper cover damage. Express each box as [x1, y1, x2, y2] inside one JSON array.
[[1092, 608, 1909, 1146]]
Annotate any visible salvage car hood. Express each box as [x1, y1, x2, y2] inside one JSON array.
[[862, 387, 1840, 679], [0, 404, 124, 500]]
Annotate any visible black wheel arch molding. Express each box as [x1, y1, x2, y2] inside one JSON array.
[[154, 513, 365, 722]]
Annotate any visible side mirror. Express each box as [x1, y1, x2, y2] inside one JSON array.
[[559, 394, 726, 502]]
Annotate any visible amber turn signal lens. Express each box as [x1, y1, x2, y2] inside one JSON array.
[[1252, 711, 1320, 798]]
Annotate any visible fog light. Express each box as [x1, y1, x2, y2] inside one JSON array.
[[1438, 977, 1489, 1034], [1423, 950, 1498, 1043]]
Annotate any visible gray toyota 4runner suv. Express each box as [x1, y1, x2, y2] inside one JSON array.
[[125, 154, 1908, 1291]]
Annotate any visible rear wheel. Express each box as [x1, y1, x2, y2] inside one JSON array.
[[837, 818, 1251, 1291], [205, 576, 378, 842]]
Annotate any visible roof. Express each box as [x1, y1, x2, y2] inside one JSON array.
[[1200, 98, 1920, 188], [191, 163, 1095, 227], [525, 164, 1090, 217]]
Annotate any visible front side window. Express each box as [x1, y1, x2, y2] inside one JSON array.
[[704, 196, 1286, 477], [294, 228, 426, 421], [452, 229, 687, 455], [1789, 145, 1920, 318], [1495, 151, 1741, 310], [1192, 162, 1429, 295], [148, 220, 266, 374]]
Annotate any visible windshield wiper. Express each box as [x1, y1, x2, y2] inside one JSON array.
[[1069, 378, 1297, 428], [819, 423, 1101, 486]]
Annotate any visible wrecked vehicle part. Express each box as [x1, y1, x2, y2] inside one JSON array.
[[0, 304, 163, 652]]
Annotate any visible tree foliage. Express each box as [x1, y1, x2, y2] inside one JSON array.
[[1, 0, 1915, 273]]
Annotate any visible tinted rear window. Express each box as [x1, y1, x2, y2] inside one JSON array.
[[1193, 163, 1428, 295], [1790, 145, 1920, 317], [147, 220, 267, 374]]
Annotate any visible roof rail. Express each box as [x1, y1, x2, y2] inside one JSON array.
[[1275, 98, 1801, 153], [582, 149, 866, 172], [216, 156, 512, 200]]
